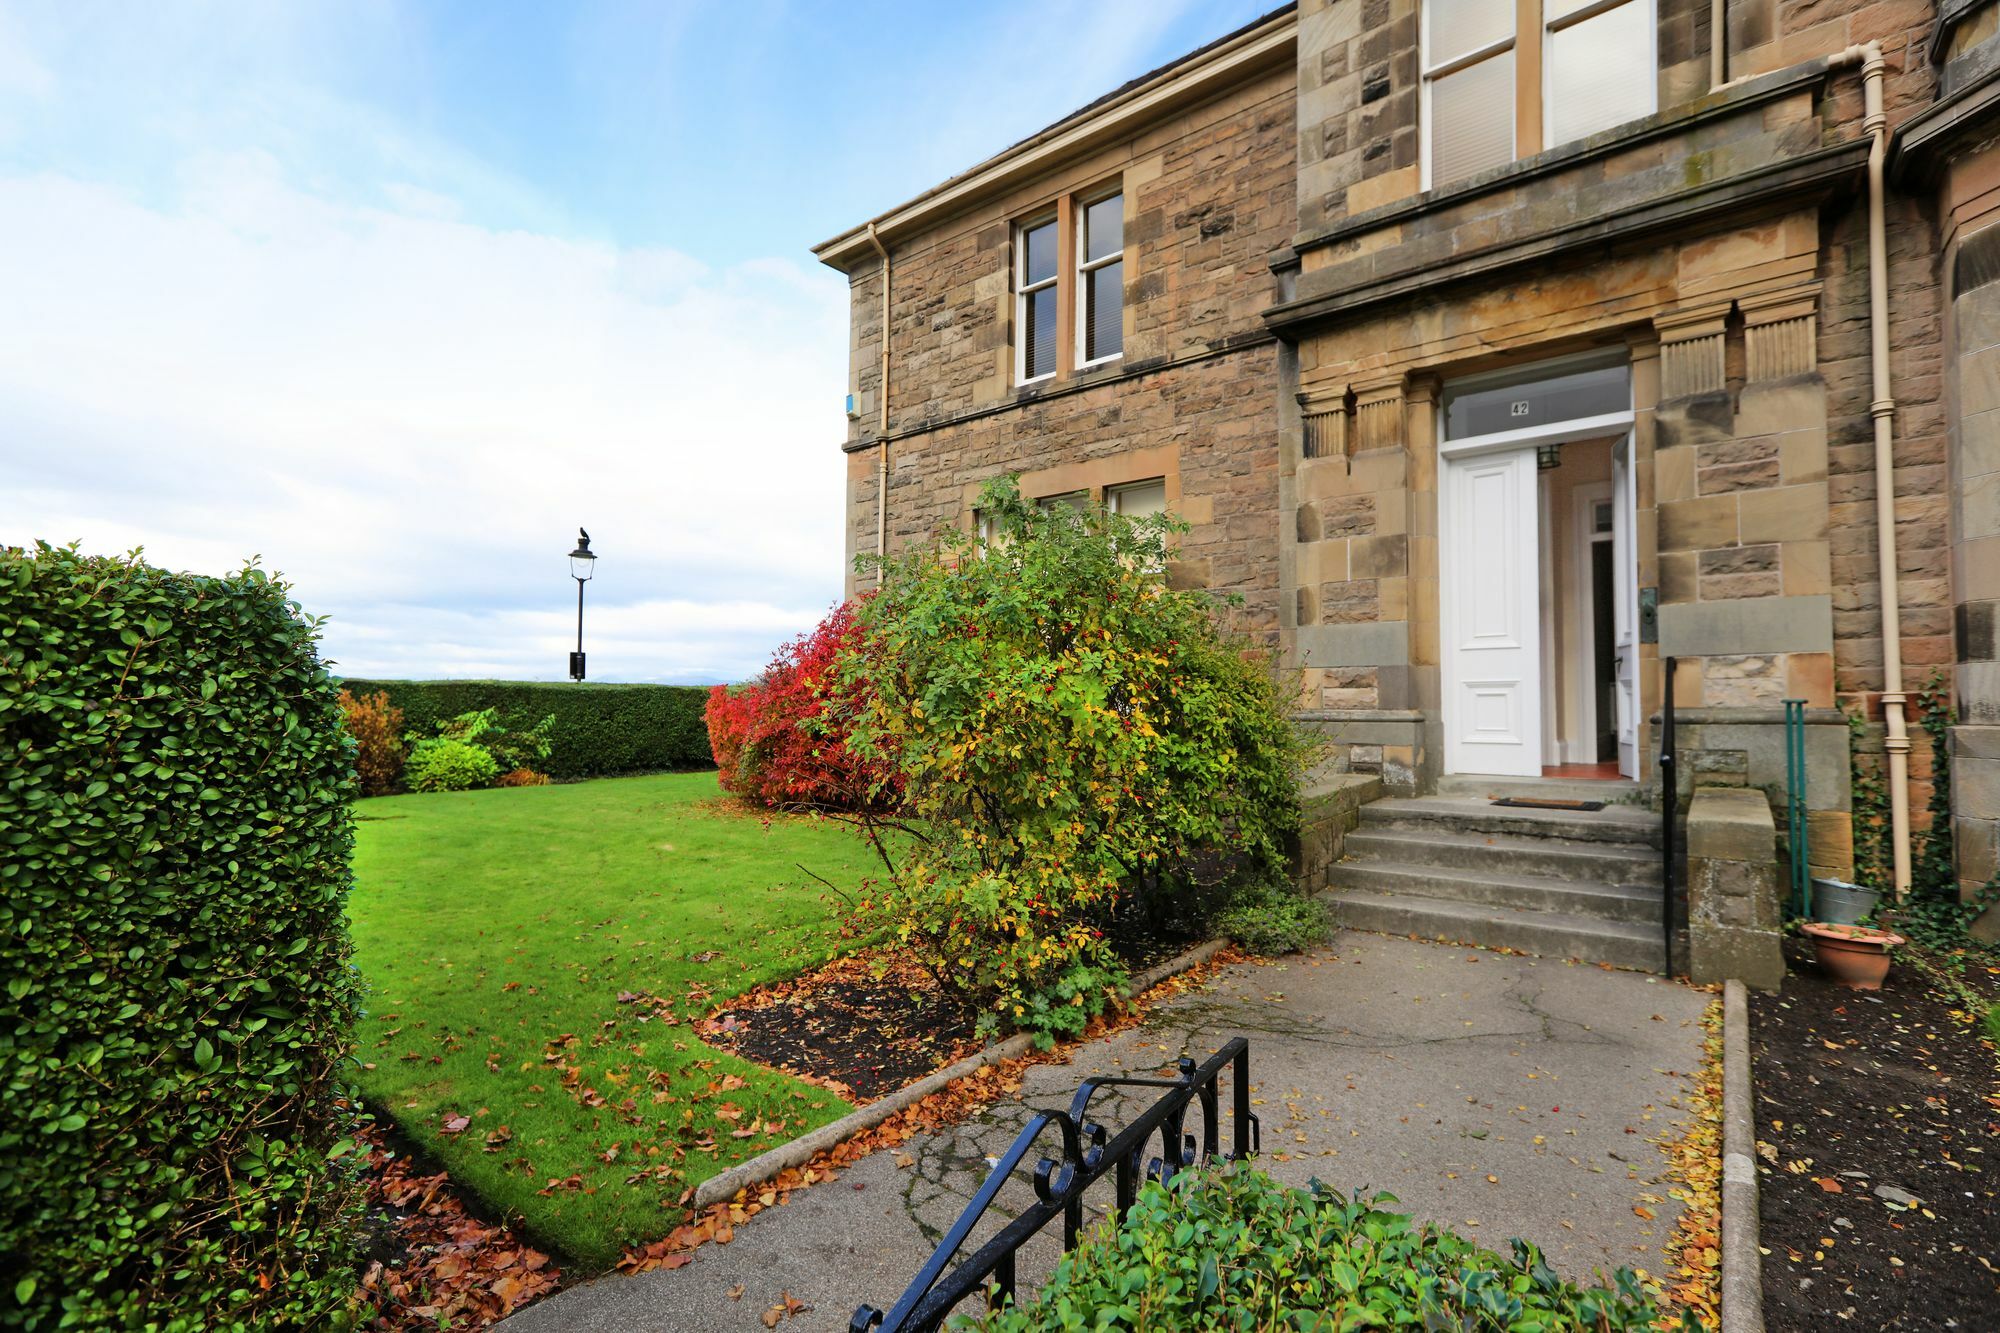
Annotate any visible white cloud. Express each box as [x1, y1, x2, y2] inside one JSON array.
[[0, 150, 852, 682]]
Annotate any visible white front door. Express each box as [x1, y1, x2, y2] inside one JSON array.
[[1612, 435, 1639, 778], [1442, 447, 1543, 777]]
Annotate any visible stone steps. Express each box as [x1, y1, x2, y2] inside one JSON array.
[[1328, 792, 1669, 973]]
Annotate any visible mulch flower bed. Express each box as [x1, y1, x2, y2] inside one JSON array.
[[697, 952, 986, 1101], [1750, 937, 2000, 1329]]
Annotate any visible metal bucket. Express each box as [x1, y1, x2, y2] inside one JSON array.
[[1812, 878, 1879, 926]]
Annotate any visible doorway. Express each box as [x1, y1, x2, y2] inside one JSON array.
[[1439, 357, 1638, 780]]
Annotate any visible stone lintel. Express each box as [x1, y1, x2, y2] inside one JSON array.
[[1658, 595, 1833, 656]]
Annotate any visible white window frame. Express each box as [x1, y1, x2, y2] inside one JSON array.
[[1542, 0, 1657, 151], [1105, 477, 1166, 515], [1419, 0, 1516, 192], [1075, 189, 1125, 370], [1015, 214, 1058, 386]]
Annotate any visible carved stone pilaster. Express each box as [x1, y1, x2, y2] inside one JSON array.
[[1298, 385, 1349, 461], [1740, 284, 1821, 383], [1353, 379, 1405, 451], [1654, 302, 1732, 399]]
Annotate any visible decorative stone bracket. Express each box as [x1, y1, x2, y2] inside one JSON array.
[[1299, 385, 1348, 461], [1740, 283, 1820, 383], [1654, 302, 1732, 399]]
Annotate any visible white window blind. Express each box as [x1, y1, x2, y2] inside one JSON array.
[[1422, 0, 1515, 189], [1079, 192, 1124, 364], [1546, 0, 1656, 146]]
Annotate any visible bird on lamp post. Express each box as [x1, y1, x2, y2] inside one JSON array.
[[568, 528, 596, 681]]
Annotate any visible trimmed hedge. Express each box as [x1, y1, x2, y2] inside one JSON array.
[[333, 679, 711, 780], [1, 544, 363, 1329]]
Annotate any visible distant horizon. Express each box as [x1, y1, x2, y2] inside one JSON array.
[[0, 1, 1273, 681]]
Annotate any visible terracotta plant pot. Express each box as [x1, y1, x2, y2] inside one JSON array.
[[1799, 921, 1905, 991]]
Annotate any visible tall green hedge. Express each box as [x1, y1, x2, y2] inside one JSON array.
[[334, 678, 712, 779], [1, 544, 363, 1330]]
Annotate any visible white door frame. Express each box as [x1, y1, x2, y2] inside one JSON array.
[[1439, 410, 1636, 778]]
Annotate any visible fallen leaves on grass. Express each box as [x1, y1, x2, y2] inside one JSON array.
[[357, 1126, 560, 1329], [1651, 997, 1723, 1329]]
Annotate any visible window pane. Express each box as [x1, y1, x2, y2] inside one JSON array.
[[1547, 1, 1655, 146], [1443, 361, 1630, 439], [1037, 491, 1089, 510], [1429, 53, 1513, 187], [1084, 193, 1123, 263], [1109, 479, 1166, 518], [1425, 0, 1514, 67], [1085, 260, 1122, 361], [1024, 287, 1057, 378], [1023, 220, 1056, 286]]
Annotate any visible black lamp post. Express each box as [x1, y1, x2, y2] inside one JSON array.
[[568, 528, 596, 681]]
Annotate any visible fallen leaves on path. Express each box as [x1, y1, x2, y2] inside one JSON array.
[[357, 1125, 560, 1329], [1651, 997, 1722, 1329]]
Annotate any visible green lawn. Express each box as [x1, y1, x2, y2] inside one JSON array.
[[349, 772, 875, 1268]]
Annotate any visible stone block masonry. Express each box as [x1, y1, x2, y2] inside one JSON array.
[[1687, 786, 1785, 990]]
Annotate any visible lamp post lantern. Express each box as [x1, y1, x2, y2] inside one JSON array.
[[568, 528, 596, 681]]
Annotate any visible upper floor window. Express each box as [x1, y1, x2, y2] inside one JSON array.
[[1422, 0, 1656, 191], [1014, 187, 1124, 385], [1079, 192, 1124, 366], [1016, 216, 1059, 383]]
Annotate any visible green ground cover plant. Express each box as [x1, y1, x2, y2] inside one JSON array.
[[969, 1167, 1689, 1332], [348, 771, 874, 1268], [337, 678, 710, 779], [2, 543, 361, 1330]]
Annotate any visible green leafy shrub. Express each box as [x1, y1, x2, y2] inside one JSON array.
[[0, 542, 363, 1329], [337, 687, 406, 796], [432, 705, 554, 776], [334, 678, 709, 778], [404, 735, 501, 792], [969, 1167, 1688, 1332], [840, 477, 1302, 1041], [1216, 880, 1333, 956]]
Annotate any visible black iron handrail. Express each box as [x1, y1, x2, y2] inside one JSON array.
[[850, 1038, 1259, 1333], [1659, 655, 1678, 976]]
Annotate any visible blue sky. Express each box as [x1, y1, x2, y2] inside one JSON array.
[[0, 1, 1275, 682]]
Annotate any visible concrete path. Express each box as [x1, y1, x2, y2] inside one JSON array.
[[500, 932, 1709, 1333]]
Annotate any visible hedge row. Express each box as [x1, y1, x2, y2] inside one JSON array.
[[2, 544, 362, 1328], [334, 678, 712, 779]]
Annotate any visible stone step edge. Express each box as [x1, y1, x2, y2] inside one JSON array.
[[690, 937, 1230, 1210], [1360, 803, 1664, 847], [1323, 887, 1665, 952], [1329, 859, 1664, 908], [1343, 826, 1662, 866]]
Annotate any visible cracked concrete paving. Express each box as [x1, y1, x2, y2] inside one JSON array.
[[498, 931, 1709, 1333]]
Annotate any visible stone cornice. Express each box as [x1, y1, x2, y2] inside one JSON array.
[[1286, 59, 1837, 262], [1263, 140, 1869, 335], [1890, 60, 2000, 188]]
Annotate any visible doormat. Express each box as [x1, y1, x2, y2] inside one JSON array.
[[1491, 797, 1606, 812]]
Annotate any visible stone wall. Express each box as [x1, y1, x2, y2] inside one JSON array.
[[836, 59, 1296, 601], [1686, 785, 1786, 989]]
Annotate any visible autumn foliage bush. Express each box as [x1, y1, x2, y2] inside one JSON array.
[[838, 478, 1303, 1043], [704, 600, 892, 813], [338, 687, 406, 796], [1, 544, 363, 1329]]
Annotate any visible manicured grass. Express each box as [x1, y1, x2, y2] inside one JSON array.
[[349, 772, 874, 1269]]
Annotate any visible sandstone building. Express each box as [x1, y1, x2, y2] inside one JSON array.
[[814, 1, 2000, 961]]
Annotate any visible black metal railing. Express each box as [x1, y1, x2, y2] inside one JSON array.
[[850, 1038, 1259, 1333], [1659, 655, 1678, 976]]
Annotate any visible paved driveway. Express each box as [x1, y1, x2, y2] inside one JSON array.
[[500, 931, 1710, 1332]]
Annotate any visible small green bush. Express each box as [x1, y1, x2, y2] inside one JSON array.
[[969, 1167, 1689, 1332], [1, 543, 363, 1329], [335, 678, 710, 779], [1216, 881, 1333, 956], [404, 735, 502, 792]]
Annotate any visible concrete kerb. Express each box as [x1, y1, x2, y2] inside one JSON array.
[[1720, 979, 1765, 1333], [689, 938, 1233, 1210]]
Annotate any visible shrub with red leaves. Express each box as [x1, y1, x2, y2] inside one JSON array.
[[704, 601, 894, 812]]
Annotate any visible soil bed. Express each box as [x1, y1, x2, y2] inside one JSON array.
[[700, 929, 1203, 1102], [1750, 937, 1999, 1330], [699, 953, 984, 1101]]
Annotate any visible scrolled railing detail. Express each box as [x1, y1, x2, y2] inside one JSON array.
[[850, 1038, 1258, 1333]]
